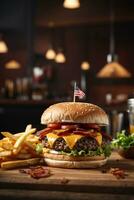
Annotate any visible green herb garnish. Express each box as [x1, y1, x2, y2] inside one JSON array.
[[36, 143, 43, 154], [112, 130, 134, 150]]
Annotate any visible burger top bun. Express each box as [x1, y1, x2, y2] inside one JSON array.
[[41, 102, 109, 125]]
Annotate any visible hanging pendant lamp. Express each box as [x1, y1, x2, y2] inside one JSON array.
[[80, 28, 90, 71], [45, 28, 56, 60], [45, 48, 56, 60], [5, 60, 21, 69], [55, 49, 66, 63], [81, 61, 90, 70], [0, 35, 8, 53], [63, 0, 80, 9], [55, 29, 66, 63], [97, 0, 131, 78]]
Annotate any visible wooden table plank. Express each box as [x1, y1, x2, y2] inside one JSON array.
[[0, 151, 134, 200]]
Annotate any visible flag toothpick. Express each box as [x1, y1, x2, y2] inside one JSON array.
[[73, 82, 85, 102], [73, 82, 77, 102]]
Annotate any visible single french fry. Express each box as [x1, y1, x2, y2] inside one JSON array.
[[13, 128, 36, 155], [1, 158, 41, 169], [13, 132, 25, 138], [1, 124, 32, 139], [1, 132, 15, 140], [0, 150, 12, 157], [25, 124, 32, 132], [13, 128, 35, 149], [1, 132, 24, 140]]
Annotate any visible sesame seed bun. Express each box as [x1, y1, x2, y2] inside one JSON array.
[[41, 102, 109, 125]]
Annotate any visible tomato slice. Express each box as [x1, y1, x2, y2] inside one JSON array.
[[47, 123, 61, 129]]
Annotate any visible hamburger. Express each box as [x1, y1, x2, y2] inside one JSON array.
[[38, 102, 112, 168]]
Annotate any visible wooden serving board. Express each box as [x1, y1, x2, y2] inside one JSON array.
[[0, 152, 134, 200]]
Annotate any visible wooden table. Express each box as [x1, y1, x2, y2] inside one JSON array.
[[0, 152, 134, 200]]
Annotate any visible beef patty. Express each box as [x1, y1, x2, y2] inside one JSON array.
[[42, 136, 102, 153]]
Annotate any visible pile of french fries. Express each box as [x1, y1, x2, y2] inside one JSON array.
[[0, 124, 42, 169]]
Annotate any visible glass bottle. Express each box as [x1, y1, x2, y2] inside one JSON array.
[[128, 98, 134, 134]]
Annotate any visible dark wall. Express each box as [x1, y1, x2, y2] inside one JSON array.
[[0, 0, 34, 86], [34, 23, 134, 102], [0, 0, 134, 104]]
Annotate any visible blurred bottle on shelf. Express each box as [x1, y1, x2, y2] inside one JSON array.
[[16, 78, 22, 99], [5, 79, 15, 99], [105, 93, 112, 105], [127, 98, 134, 134]]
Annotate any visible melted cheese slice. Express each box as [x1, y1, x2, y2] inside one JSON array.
[[46, 132, 102, 150], [46, 133, 59, 148], [63, 134, 83, 149], [95, 132, 102, 145], [46, 133, 83, 149]]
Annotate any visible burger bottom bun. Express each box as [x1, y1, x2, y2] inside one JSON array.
[[44, 157, 107, 168], [43, 152, 107, 168]]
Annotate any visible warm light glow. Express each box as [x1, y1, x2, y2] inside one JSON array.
[[55, 52, 66, 63], [5, 60, 21, 69], [0, 40, 8, 53], [81, 61, 90, 70], [97, 61, 131, 78], [45, 48, 56, 60], [63, 0, 80, 9], [33, 66, 44, 78]]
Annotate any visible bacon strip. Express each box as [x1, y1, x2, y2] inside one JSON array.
[[73, 130, 97, 137], [19, 166, 51, 179], [37, 128, 53, 139], [110, 168, 128, 179], [37, 124, 110, 140]]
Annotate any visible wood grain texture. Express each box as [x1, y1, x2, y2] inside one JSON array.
[[0, 152, 134, 200]]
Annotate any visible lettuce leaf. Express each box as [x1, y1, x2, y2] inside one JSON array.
[[36, 143, 112, 158], [60, 145, 111, 158], [36, 143, 43, 154], [112, 130, 134, 149]]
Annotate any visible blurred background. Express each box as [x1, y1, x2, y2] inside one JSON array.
[[0, 0, 133, 134]]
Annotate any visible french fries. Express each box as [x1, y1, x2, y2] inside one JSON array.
[[1, 131, 15, 140], [0, 124, 42, 169], [13, 128, 36, 155], [1, 158, 41, 169]]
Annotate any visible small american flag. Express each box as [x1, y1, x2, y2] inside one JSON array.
[[74, 87, 85, 99]]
